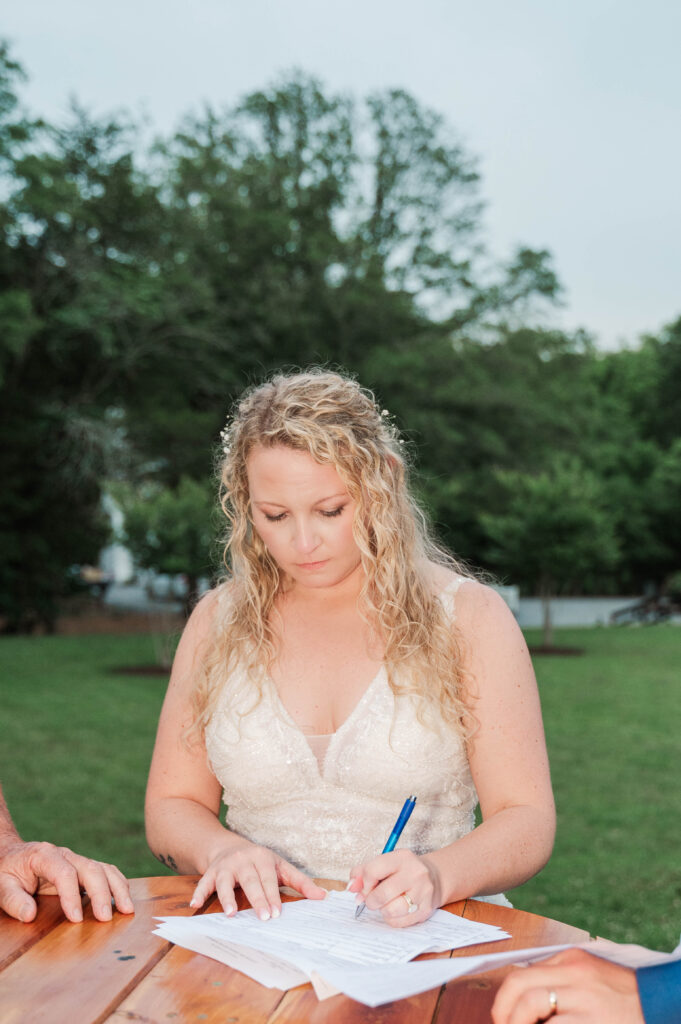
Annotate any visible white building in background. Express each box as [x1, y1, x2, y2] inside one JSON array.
[[491, 585, 654, 627], [516, 596, 640, 628], [99, 493, 134, 583]]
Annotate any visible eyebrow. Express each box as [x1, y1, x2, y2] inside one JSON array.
[[252, 492, 349, 509]]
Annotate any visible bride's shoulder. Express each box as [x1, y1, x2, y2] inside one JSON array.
[[182, 580, 237, 637], [425, 564, 514, 628]]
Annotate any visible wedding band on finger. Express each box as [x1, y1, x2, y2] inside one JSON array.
[[547, 989, 558, 1017], [402, 892, 418, 914]]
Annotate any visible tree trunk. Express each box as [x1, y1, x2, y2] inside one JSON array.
[[540, 588, 553, 648], [183, 574, 200, 620]]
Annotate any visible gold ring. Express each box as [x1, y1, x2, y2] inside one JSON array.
[[548, 989, 558, 1016], [402, 892, 418, 914]]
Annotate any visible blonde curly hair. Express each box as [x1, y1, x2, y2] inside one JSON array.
[[189, 368, 475, 740]]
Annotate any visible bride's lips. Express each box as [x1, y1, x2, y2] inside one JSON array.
[[296, 560, 329, 570]]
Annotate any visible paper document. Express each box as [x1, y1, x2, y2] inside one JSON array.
[[154, 897, 681, 1008], [154, 889, 509, 998], [319, 938, 681, 1007]]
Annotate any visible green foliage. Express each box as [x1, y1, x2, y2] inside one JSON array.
[[482, 456, 619, 644], [0, 397, 110, 632], [118, 477, 217, 611], [483, 455, 620, 594], [1, 38, 681, 629]]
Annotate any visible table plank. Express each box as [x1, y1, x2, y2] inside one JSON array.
[[433, 899, 591, 1023], [105, 941, 289, 1024], [461, 899, 591, 950], [104, 882, 289, 1024], [0, 895, 67, 971], [0, 875, 206, 1024]]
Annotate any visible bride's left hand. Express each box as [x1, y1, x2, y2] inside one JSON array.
[[348, 850, 442, 927]]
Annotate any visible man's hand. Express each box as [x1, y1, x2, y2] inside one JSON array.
[[491, 948, 643, 1024], [0, 840, 134, 923]]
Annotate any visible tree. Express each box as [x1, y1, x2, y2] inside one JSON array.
[[646, 439, 681, 582], [0, 397, 110, 632], [118, 477, 216, 616], [0, 53, 572, 629], [482, 456, 620, 647]]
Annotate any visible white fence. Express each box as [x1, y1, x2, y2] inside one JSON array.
[[516, 596, 642, 628]]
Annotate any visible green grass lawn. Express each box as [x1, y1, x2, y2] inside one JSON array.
[[512, 626, 681, 951], [1, 625, 679, 950]]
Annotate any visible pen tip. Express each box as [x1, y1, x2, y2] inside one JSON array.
[[354, 903, 364, 919]]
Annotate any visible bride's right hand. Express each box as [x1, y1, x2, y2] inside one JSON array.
[[189, 840, 327, 920]]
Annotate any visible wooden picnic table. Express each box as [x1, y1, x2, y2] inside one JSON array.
[[0, 875, 589, 1023]]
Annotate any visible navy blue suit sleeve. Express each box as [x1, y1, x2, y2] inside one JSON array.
[[636, 959, 681, 1024]]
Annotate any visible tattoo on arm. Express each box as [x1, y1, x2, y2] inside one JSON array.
[[156, 852, 179, 872]]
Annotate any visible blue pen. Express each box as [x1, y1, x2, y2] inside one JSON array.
[[354, 795, 417, 919]]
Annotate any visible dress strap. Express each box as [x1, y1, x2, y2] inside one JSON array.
[[437, 575, 470, 620]]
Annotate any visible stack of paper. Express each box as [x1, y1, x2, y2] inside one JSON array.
[[154, 893, 681, 1006], [154, 889, 510, 1004]]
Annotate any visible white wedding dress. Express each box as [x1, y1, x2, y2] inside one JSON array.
[[205, 578, 510, 904]]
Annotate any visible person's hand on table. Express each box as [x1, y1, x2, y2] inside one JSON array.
[[189, 839, 327, 921], [491, 948, 643, 1024], [348, 849, 441, 927], [0, 839, 134, 923]]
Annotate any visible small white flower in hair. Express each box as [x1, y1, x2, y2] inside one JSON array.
[[220, 424, 232, 455]]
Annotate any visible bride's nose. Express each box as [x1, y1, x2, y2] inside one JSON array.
[[292, 518, 321, 554]]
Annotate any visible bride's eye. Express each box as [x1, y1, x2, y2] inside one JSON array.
[[320, 506, 345, 518], [264, 512, 287, 522]]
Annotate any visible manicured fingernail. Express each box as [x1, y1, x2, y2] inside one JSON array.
[[97, 903, 113, 920], [189, 897, 198, 908], [224, 904, 235, 916], [271, 906, 280, 918], [258, 909, 270, 921]]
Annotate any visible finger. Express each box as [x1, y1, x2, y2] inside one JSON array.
[[364, 876, 409, 911], [60, 851, 115, 921], [101, 864, 134, 915], [215, 877, 239, 917], [354, 851, 405, 904], [504, 985, 569, 1024], [190, 868, 218, 910], [346, 868, 363, 893], [277, 862, 327, 901], [32, 848, 84, 922], [259, 864, 284, 918], [381, 891, 416, 920], [237, 867, 274, 921], [380, 893, 434, 929], [492, 969, 568, 1024], [0, 874, 38, 923], [492, 967, 553, 1023]]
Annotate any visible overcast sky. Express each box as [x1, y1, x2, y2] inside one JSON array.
[[4, 0, 680, 350]]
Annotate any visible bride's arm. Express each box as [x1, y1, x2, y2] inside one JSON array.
[[350, 581, 555, 923], [431, 580, 556, 899], [145, 591, 325, 919]]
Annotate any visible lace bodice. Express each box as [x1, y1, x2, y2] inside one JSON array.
[[205, 578, 479, 882]]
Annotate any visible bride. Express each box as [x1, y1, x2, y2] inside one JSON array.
[[145, 368, 555, 927]]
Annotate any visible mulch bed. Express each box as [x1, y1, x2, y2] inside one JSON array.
[[528, 645, 585, 656], [56, 610, 184, 635], [109, 663, 171, 676]]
